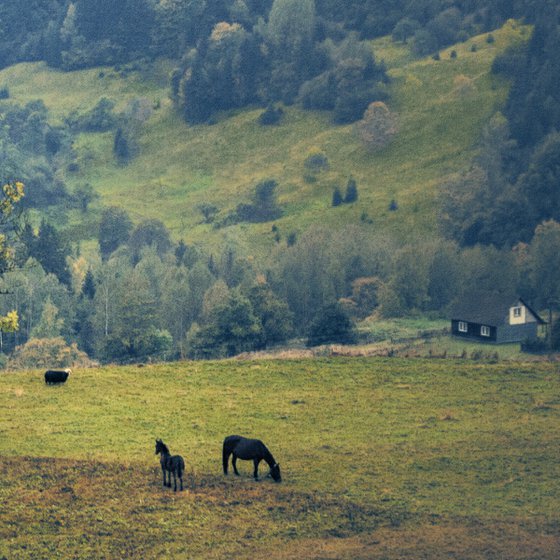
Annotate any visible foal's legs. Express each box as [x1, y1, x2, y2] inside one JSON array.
[[172, 471, 177, 492]]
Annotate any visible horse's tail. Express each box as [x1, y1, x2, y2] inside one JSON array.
[[177, 456, 185, 478], [222, 435, 241, 474]]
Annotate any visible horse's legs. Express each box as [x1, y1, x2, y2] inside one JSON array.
[[179, 473, 183, 491], [161, 466, 167, 488], [172, 471, 177, 492], [253, 458, 261, 480], [223, 451, 231, 475], [232, 454, 240, 476]]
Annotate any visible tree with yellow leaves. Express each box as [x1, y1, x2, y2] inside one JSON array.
[[0, 181, 24, 334]]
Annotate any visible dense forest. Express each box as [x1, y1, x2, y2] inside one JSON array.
[[1, 0, 560, 365], [0, 0, 549, 125]]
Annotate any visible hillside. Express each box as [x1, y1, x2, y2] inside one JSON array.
[[1, 358, 559, 558], [0, 21, 528, 259]]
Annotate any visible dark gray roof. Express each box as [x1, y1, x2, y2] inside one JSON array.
[[451, 293, 545, 327]]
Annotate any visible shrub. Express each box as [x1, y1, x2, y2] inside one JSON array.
[[306, 302, 357, 347], [66, 97, 116, 132], [196, 203, 219, 224], [412, 29, 438, 56], [259, 104, 284, 125], [453, 75, 475, 96], [298, 72, 336, 110], [332, 89, 374, 124], [360, 211, 373, 224], [134, 328, 173, 361], [349, 277, 382, 319], [8, 337, 95, 369], [304, 148, 329, 172], [355, 101, 398, 151], [0, 87, 9, 99]]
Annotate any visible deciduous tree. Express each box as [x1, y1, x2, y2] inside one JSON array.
[[355, 101, 398, 150], [98, 206, 132, 261]]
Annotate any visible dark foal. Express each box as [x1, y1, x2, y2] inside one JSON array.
[[155, 439, 185, 492], [222, 435, 281, 482]]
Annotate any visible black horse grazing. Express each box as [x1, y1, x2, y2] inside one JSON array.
[[155, 439, 185, 492], [222, 435, 281, 482]]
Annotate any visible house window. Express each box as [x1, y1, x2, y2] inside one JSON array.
[[458, 321, 468, 333], [513, 306, 522, 318], [481, 326, 491, 337]]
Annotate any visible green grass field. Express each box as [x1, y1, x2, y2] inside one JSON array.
[[1, 357, 559, 558], [0, 22, 530, 260]]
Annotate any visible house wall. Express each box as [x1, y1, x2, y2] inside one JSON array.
[[451, 320, 539, 344], [496, 322, 539, 344], [451, 320, 497, 342]]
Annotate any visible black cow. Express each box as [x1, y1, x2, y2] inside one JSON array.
[[44, 369, 71, 385]]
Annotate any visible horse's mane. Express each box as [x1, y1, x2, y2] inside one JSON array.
[[158, 440, 170, 454]]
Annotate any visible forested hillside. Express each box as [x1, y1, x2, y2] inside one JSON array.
[[0, 1, 559, 365], [0, 0, 528, 126]]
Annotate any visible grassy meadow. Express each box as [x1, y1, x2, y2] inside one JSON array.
[[0, 21, 530, 259], [1, 357, 559, 559]]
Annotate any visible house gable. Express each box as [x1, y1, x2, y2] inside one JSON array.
[[514, 298, 546, 326]]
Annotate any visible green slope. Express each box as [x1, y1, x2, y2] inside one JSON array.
[[0, 21, 529, 259]]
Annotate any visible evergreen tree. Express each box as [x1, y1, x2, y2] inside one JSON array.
[[343, 178, 358, 203], [81, 268, 96, 300], [332, 187, 343, 207], [32, 220, 71, 285], [113, 128, 130, 163]]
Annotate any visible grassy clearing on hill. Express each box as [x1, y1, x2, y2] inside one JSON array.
[[1, 357, 559, 559], [0, 22, 529, 259]]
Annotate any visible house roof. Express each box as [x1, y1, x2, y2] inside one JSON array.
[[451, 293, 546, 327]]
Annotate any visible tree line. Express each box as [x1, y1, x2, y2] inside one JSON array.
[[0, 0, 546, 125], [0, 1, 543, 70], [2, 200, 560, 366]]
